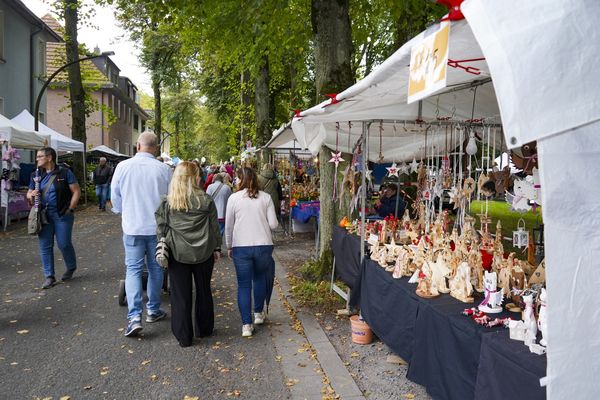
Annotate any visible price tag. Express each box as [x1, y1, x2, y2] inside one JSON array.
[[368, 234, 379, 245]]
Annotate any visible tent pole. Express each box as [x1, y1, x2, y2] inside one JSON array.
[[82, 150, 87, 205]]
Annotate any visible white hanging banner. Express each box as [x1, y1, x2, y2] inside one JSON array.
[[407, 21, 450, 104]]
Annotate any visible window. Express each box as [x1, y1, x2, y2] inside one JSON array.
[[124, 143, 129, 155], [0, 97, 4, 115], [114, 99, 119, 118], [37, 40, 46, 77], [141, 120, 146, 132], [133, 114, 139, 131], [114, 139, 119, 153], [0, 11, 4, 61], [38, 111, 45, 124]]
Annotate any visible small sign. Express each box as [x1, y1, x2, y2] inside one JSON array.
[[407, 22, 450, 104]]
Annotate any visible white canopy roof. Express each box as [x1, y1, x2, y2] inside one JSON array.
[[0, 113, 50, 149], [89, 145, 129, 159], [11, 110, 84, 152], [292, 19, 501, 161], [264, 123, 313, 159]]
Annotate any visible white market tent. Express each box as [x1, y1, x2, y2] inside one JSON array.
[[264, 123, 313, 159], [0, 113, 50, 149], [292, 1, 600, 398], [11, 110, 84, 152], [89, 145, 129, 159], [292, 19, 502, 162]]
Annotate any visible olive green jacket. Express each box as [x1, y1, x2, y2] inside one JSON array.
[[257, 169, 281, 214], [155, 190, 222, 265]]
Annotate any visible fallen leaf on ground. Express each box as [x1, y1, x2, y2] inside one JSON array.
[[60, 396, 71, 400], [17, 330, 29, 335], [150, 374, 159, 381], [183, 396, 199, 400], [84, 386, 92, 390], [286, 379, 300, 387], [100, 367, 109, 376], [403, 394, 415, 399], [350, 352, 360, 358], [141, 360, 151, 366], [226, 390, 241, 397]]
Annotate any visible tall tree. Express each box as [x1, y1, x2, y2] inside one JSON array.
[[311, 0, 354, 257], [62, 0, 86, 185]]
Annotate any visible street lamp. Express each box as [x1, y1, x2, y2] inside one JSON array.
[[34, 51, 115, 131]]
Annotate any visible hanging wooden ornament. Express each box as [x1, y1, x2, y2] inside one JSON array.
[[378, 121, 385, 163], [386, 163, 400, 177], [330, 122, 344, 201]]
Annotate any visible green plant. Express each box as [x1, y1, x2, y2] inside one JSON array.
[[289, 278, 345, 308], [299, 251, 333, 282]]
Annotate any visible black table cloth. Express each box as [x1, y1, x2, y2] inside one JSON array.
[[331, 226, 363, 306]]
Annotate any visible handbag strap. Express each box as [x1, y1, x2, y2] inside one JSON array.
[[162, 201, 170, 237], [40, 172, 57, 203], [212, 182, 224, 198]]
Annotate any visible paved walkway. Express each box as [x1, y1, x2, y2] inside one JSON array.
[[0, 207, 362, 399]]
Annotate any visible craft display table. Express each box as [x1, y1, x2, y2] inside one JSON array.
[[291, 200, 320, 224], [2, 190, 30, 230], [331, 227, 547, 400]]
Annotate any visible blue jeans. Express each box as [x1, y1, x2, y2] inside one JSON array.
[[123, 234, 164, 321], [38, 209, 77, 278], [232, 245, 274, 325], [218, 220, 225, 236], [95, 184, 109, 209]]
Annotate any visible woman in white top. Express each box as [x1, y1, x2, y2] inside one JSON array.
[[225, 167, 279, 337]]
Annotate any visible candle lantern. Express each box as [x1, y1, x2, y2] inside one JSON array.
[[513, 218, 529, 249]]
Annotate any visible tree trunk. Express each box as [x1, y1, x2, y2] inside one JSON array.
[[311, 0, 354, 257], [254, 55, 271, 148], [64, 0, 86, 188], [240, 70, 252, 152], [152, 71, 162, 155]]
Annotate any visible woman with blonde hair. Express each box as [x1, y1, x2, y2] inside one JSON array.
[[155, 161, 222, 347], [225, 167, 278, 337]]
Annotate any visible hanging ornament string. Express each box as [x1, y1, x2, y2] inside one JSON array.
[[378, 121, 384, 163], [329, 122, 344, 202]]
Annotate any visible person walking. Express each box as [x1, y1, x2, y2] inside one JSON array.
[[206, 173, 232, 236], [111, 132, 172, 337], [93, 157, 112, 211], [155, 162, 222, 347], [27, 147, 81, 289], [257, 163, 282, 216], [225, 167, 279, 337]]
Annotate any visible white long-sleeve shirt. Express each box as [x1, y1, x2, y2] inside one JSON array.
[[225, 189, 279, 248], [111, 152, 172, 236]]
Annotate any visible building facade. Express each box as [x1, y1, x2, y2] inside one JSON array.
[[0, 0, 61, 120], [42, 15, 148, 155]]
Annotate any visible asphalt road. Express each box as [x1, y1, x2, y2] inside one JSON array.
[[0, 208, 293, 399]]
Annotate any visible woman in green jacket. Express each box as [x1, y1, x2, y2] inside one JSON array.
[[155, 161, 222, 347]]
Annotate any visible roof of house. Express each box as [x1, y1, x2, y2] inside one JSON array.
[[8, 1, 63, 42], [42, 14, 111, 86]]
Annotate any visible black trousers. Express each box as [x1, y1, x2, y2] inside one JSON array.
[[168, 256, 214, 345]]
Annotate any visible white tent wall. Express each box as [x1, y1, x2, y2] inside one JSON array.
[[11, 110, 84, 153], [462, 1, 600, 398], [0, 114, 50, 149]]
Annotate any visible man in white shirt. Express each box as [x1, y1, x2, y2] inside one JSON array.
[[111, 132, 172, 337]]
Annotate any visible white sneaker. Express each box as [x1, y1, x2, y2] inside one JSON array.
[[242, 324, 254, 337], [254, 311, 266, 325]]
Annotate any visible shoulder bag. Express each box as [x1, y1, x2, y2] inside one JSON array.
[[28, 173, 56, 235], [155, 202, 171, 268]]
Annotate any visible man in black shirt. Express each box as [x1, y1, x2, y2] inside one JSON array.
[[93, 157, 112, 211]]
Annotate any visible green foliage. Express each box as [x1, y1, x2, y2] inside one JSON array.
[[299, 250, 333, 282], [289, 277, 345, 308]]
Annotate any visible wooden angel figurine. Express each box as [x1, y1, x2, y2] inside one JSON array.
[[449, 261, 474, 303], [468, 246, 485, 293], [392, 247, 409, 279], [416, 261, 439, 298], [430, 253, 451, 293]]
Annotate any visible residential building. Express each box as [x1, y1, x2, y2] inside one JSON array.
[[0, 0, 62, 120], [42, 15, 148, 155]]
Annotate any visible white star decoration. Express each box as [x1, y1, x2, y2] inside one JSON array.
[[398, 162, 410, 175], [410, 157, 420, 174], [386, 162, 399, 177], [329, 151, 344, 167]]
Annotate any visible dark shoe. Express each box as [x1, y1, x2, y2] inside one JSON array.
[[124, 319, 142, 337], [42, 277, 56, 289], [61, 269, 76, 281], [146, 310, 167, 323], [179, 341, 193, 348]]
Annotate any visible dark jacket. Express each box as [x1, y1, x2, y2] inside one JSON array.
[[155, 190, 222, 264], [377, 193, 406, 219], [31, 167, 74, 216], [93, 165, 112, 185], [257, 169, 282, 213]]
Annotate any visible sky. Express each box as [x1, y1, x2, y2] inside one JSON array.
[[23, 0, 152, 94]]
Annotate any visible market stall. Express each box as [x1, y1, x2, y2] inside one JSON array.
[[11, 110, 84, 152], [0, 114, 50, 230]]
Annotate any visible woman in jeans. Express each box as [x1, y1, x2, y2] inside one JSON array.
[[225, 167, 279, 337], [155, 162, 222, 347], [27, 147, 81, 289]]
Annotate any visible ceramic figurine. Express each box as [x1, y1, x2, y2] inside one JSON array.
[[449, 261, 474, 303], [416, 261, 439, 298], [537, 288, 547, 347], [479, 271, 504, 313], [377, 246, 388, 268], [430, 253, 451, 293], [523, 292, 538, 345]]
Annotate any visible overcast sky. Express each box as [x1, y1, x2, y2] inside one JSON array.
[[23, 0, 152, 94]]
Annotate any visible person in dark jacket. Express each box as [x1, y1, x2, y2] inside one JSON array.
[[27, 147, 81, 289], [93, 157, 113, 211], [375, 183, 406, 219], [257, 163, 282, 216], [155, 161, 222, 347]]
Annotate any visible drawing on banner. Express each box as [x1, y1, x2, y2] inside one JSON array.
[[407, 22, 450, 104]]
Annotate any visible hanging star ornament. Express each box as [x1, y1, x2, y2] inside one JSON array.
[[386, 162, 400, 177], [398, 162, 410, 175], [410, 157, 420, 174], [329, 151, 344, 167]]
